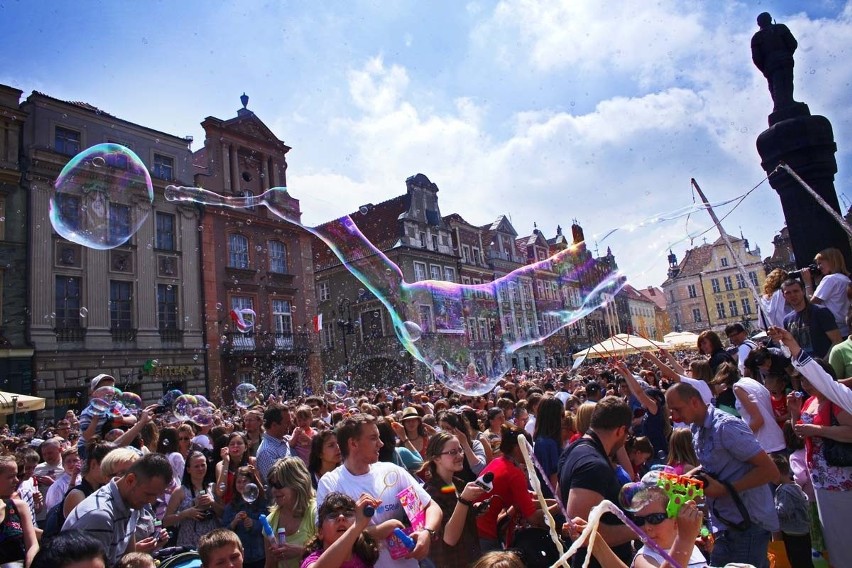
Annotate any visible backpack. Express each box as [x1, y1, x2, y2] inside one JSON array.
[[154, 548, 201, 568]]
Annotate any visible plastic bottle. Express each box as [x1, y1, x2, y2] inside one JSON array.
[[277, 528, 287, 545]]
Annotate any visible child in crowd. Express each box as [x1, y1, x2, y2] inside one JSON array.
[[625, 436, 653, 481], [772, 453, 815, 568], [764, 373, 790, 429], [301, 493, 379, 568], [666, 428, 699, 475], [289, 406, 316, 465], [221, 466, 266, 568], [199, 529, 244, 568], [469, 551, 525, 568], [115, 552, 156, 568]]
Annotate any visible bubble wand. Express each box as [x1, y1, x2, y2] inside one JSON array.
[[516, 436, 569, 568]]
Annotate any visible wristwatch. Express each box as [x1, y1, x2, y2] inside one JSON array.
[[423, 527, 438, 540]]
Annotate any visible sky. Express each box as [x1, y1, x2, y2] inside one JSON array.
[[3, 0, 852, 289]]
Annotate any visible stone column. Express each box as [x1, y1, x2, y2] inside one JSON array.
[[271, 157, 280, 187], [222, 143, 231, 191], [261, 154, 269, 190], [230, 145, 239, 193], [756, 106, 852, 269]]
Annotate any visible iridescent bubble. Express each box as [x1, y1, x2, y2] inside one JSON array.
[[196, 394, 216, 409], [172, 394, 199, 422], [325, 381, 348, 398], [118, 391, 143, 412], [403, 321, 422, 342], [242, 482, 259, 503], [51, 143, 154, 250], [90, 386, 120, 413], [234, 383, 259, 409], [79, 307, 89, 318], [619, 481, 655, 512], [230, 308, 256, 333], [160, 182, 626, 397], [190, 406, 215, 426], [161, 389, 183, 408]]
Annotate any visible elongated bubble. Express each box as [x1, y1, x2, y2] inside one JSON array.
[[164, 183, 626, 396], [51, 143, 154, 249]]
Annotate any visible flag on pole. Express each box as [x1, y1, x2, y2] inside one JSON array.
[[313, 313, 323, 332]]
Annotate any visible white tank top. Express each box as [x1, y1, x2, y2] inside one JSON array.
[[734, 377, 786, 453]]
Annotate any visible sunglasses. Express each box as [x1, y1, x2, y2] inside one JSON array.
[[268, 480, 285, 490], [323, 510, 356, 523], [632, 512, 669, 526], [440, 448, 464, 457]]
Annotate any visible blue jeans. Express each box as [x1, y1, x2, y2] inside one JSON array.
[[711, 525, 771, 568]]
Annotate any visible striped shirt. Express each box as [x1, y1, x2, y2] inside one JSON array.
[[256, 432, 290, 482], [62, 479, 138, 567]]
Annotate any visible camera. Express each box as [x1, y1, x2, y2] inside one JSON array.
[[788, 263, 820, 279]]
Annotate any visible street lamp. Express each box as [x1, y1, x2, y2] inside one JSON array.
[[336, 298, 354, 369], [10, 396, 18, 433]]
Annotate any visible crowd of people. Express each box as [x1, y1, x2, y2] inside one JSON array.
[[1, 250, 851, 568]]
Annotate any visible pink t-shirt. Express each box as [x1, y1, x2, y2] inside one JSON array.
[[301, 550, 369, 568]]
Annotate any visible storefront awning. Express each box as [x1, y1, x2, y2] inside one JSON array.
[[0, 391, 46, 415]]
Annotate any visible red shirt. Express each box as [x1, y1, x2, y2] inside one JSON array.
[[475, 455, 536, 540]]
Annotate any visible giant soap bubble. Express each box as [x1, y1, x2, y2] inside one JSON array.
[[234, 383, 260, 409], [51, 143, 154, 249], [161, 183, 626, 396]]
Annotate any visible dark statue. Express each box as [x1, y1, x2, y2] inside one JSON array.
[[751, 12, 798, 111]]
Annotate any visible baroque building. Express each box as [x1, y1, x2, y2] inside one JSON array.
[[20, 90, 206, 417], [192, 95, 320, 401]]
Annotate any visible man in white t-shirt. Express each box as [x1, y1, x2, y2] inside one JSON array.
[[316, 414, 442, 568]]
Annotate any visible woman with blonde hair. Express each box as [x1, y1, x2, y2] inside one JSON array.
[[759, 267, 792, 329], [666, 428, 699, 475], [806, 247, 852, 336], [569, 401, 596, 444], [264, 457, 316, 568]]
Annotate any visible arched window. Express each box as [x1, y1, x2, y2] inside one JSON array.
[[228, 234, 250, 268], [268, 240, 287, 273]]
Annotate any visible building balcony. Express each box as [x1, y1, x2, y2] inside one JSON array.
[[110, 328, 137, 343], [221, 331, 311, 356], [54, 327, 86, 343], [159, 328, 184, 343]]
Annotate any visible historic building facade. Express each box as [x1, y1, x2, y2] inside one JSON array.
[[20, 90, 206, 418], [192, 95, 320, 401], [663, 236, 766, 335]]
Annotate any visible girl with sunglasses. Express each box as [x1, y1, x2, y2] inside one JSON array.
[[416, 433, 487, 567], [301, 493, 380, 568]]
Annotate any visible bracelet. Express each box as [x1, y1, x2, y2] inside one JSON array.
[[458, 497, 474, 507]]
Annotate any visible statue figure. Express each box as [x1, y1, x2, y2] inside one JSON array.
[[751, 12, 798, 112]]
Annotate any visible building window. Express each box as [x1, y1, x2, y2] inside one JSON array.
[[413, 262, 426, 281], [268, 241, 287, 273], [55, 276, 81, 328], [692, 308, 701, 322], [735, 274, 746, 289], [430, 265, 442, 281], [419, 232, 426, 248], [720, 257, 729, 267], [152, 154, 174, 181], [361, 309, 384, 338], [228, 234, 250, 268], [728, 300, 739, 317], [55, 194, 82, 233], [55, 127, 81, 155], [715, 302, 726, 320], [157, 284, 179, 330], [318, 281, 330, 302], [155, 213, 176, 251], [478, 319, 489, 341], [461, 245, 470, 263], [472, 248, 481, 265], [431, 234, 439, 251], [110, 281, 133, 329], [467, 318, 477, 341], [742, 298, 752, 315], [711, 278, 720, 293], [272, 299, 293, 349], [687, 284, 697, 298], [418, 305, 433, 334], [109, 204, 131, 245], [723, 276, 733, 291], [748, 271, 759, 287], [443, 267, 456, 282], [321, 324, 334, 350]]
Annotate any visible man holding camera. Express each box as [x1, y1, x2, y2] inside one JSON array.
[[781, 278, 841, 359], [665, 382, 780, 568]]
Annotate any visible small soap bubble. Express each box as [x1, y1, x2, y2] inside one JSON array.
[[403, 321, 422, 342], [90, 386, 120, 413], [234, 383, 260, 409], [172, 394, 199, 422], [619, 481, 655, 512], [79, 307, 88, 318], [50, 144, 154, 250], [119, 391, 143, 411], [242, 482, 259, 503]]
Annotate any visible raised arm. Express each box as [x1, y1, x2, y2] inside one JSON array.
[[614, 361, 658, 414], [641, 351, 682, 383]]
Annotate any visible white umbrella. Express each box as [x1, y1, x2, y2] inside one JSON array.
[[0, 391, 46, 415], [573, 334, 673, 360], [663, 331, 701, 349]]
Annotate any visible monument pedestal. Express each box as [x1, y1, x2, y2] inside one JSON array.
[[756, 104, 852, 269]]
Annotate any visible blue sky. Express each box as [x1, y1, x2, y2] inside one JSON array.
[[4, 0, 852, 289]]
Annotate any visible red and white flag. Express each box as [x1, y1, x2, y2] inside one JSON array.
[[313, 313, 323, 332]]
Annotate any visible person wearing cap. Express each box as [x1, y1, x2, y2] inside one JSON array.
[[398, 407, 429, 457], [79, 375, 137, 445]]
